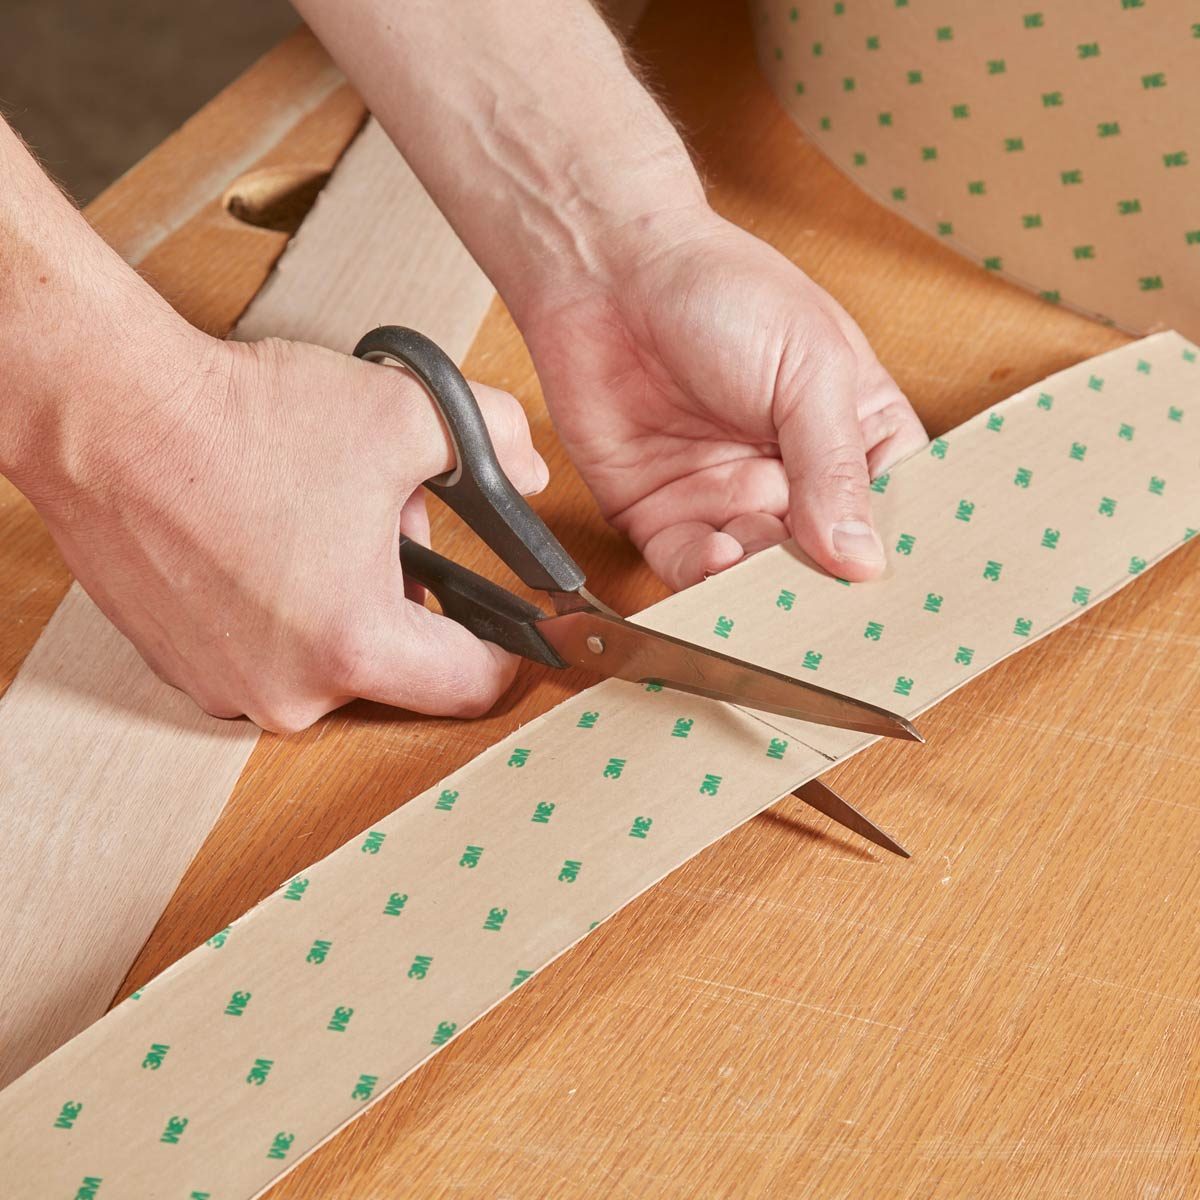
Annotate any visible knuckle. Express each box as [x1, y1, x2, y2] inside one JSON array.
[[197, 698, 244, 721], [799, 313, 855, 375], [815, 447, 870, 491], [449, 684, 500, 720], [251, 703, 320, 736], [325, 626, 374, 691], [482, 389, 529, 456], [435, 656, 506, 719]]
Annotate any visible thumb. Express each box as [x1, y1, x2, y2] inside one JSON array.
[[776, 370, 885, 582], [354, 600, 520, 718]]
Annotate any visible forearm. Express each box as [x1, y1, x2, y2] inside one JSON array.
[[291, 0, 706, 322], [0, 117, 199, 507]]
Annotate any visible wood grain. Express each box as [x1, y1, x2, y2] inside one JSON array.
[[2, 1, 1196, 1196], [0, 587, 258, 1086]]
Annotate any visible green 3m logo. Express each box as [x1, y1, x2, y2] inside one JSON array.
[[1042, 528, 1061, 549], [576, 710, 599, 729], [352, 1074, 378, 1101], [629, 816, 653, 839], [283, 877, 308, 901], [672, 717, 694, 738], [383, 891, 408, 916], [558, 860, 582, 883], [1014, 467, 1032, 487], [206, 927, 229, 949], [434, 789, 459, 811], [924, 593, 943, 614], [74, 1179, 102, 1200], [160, 1116, 189, 1145], [531, 801, 555, 824], [408, 955, 433, 980], [483, 907, 509, 932], [864, 620, 884, 640], [955, 646, 975, 666], [267, 1132, 295, 1161], [714, 615, 734, 639], [1014, 617, 1033, 637], [54, 1100, 83, 1130], [507, 747, 531, 768], [141, 1043, 169, 1070], [955, 500, 975, 522], [327, 1006, 354, 1032], [1099, 497, 1117, 517], [603, 757, 626, 779], [776, 588, 796, 610], [459, 844, 484, 868], [432, 1021, 457, 1046], [224, 991, 252, 1017], [894, 676, 914, 696], [983, 561, 1003, 581], [895, 533, 915, 555], [766, 737, 788, 760], [802, 650, 823, 670], [246, 1058, 273, 1086], [306, 939, 331, 965], [699, 774, 723, 797], [361, 830, 386, 854]]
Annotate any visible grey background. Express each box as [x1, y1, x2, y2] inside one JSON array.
[[1, 0, 298, 203]]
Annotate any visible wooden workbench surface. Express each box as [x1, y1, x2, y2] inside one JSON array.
[[4, 3, 1197, 1196]]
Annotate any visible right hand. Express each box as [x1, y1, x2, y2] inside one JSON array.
[[28, 329, 549, 733]]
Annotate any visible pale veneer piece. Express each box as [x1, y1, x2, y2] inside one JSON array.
[[0, 587, 258, 1085], [0, 122, 495, 1088]]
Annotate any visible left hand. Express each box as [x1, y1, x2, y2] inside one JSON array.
[[520, 207, 928, 590]]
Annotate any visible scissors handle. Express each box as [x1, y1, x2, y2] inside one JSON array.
[[353, 326, 585, 594], [400, 537, 566, 668]]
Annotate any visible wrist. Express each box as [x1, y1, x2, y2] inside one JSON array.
[[6, 287, 218, 523], [506, 187, 722, 330]]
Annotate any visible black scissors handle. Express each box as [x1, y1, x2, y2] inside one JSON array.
[[397, 538, 567, 667], [353, 326, 584, 595]]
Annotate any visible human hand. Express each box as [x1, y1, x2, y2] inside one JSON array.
[[27, 331, 548, 733], [520, 207, 928, 590]]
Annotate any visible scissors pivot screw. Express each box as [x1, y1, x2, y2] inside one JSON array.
[[586, 635, 606, 655]]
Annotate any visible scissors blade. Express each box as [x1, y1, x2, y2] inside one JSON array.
[[535, 607, 922, 742], [793, 779, 910, 858]]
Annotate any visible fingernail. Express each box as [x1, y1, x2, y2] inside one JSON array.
[[531, 455, 550, 494], [831, 520, 885, 565]]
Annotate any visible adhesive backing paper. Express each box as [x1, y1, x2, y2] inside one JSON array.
[[754, 0, 1200, 338]]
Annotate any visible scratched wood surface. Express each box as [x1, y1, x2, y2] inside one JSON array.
[[4, 2, 1198, 1196]]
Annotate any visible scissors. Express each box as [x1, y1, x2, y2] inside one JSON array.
[[353, 326, 919, 857]]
